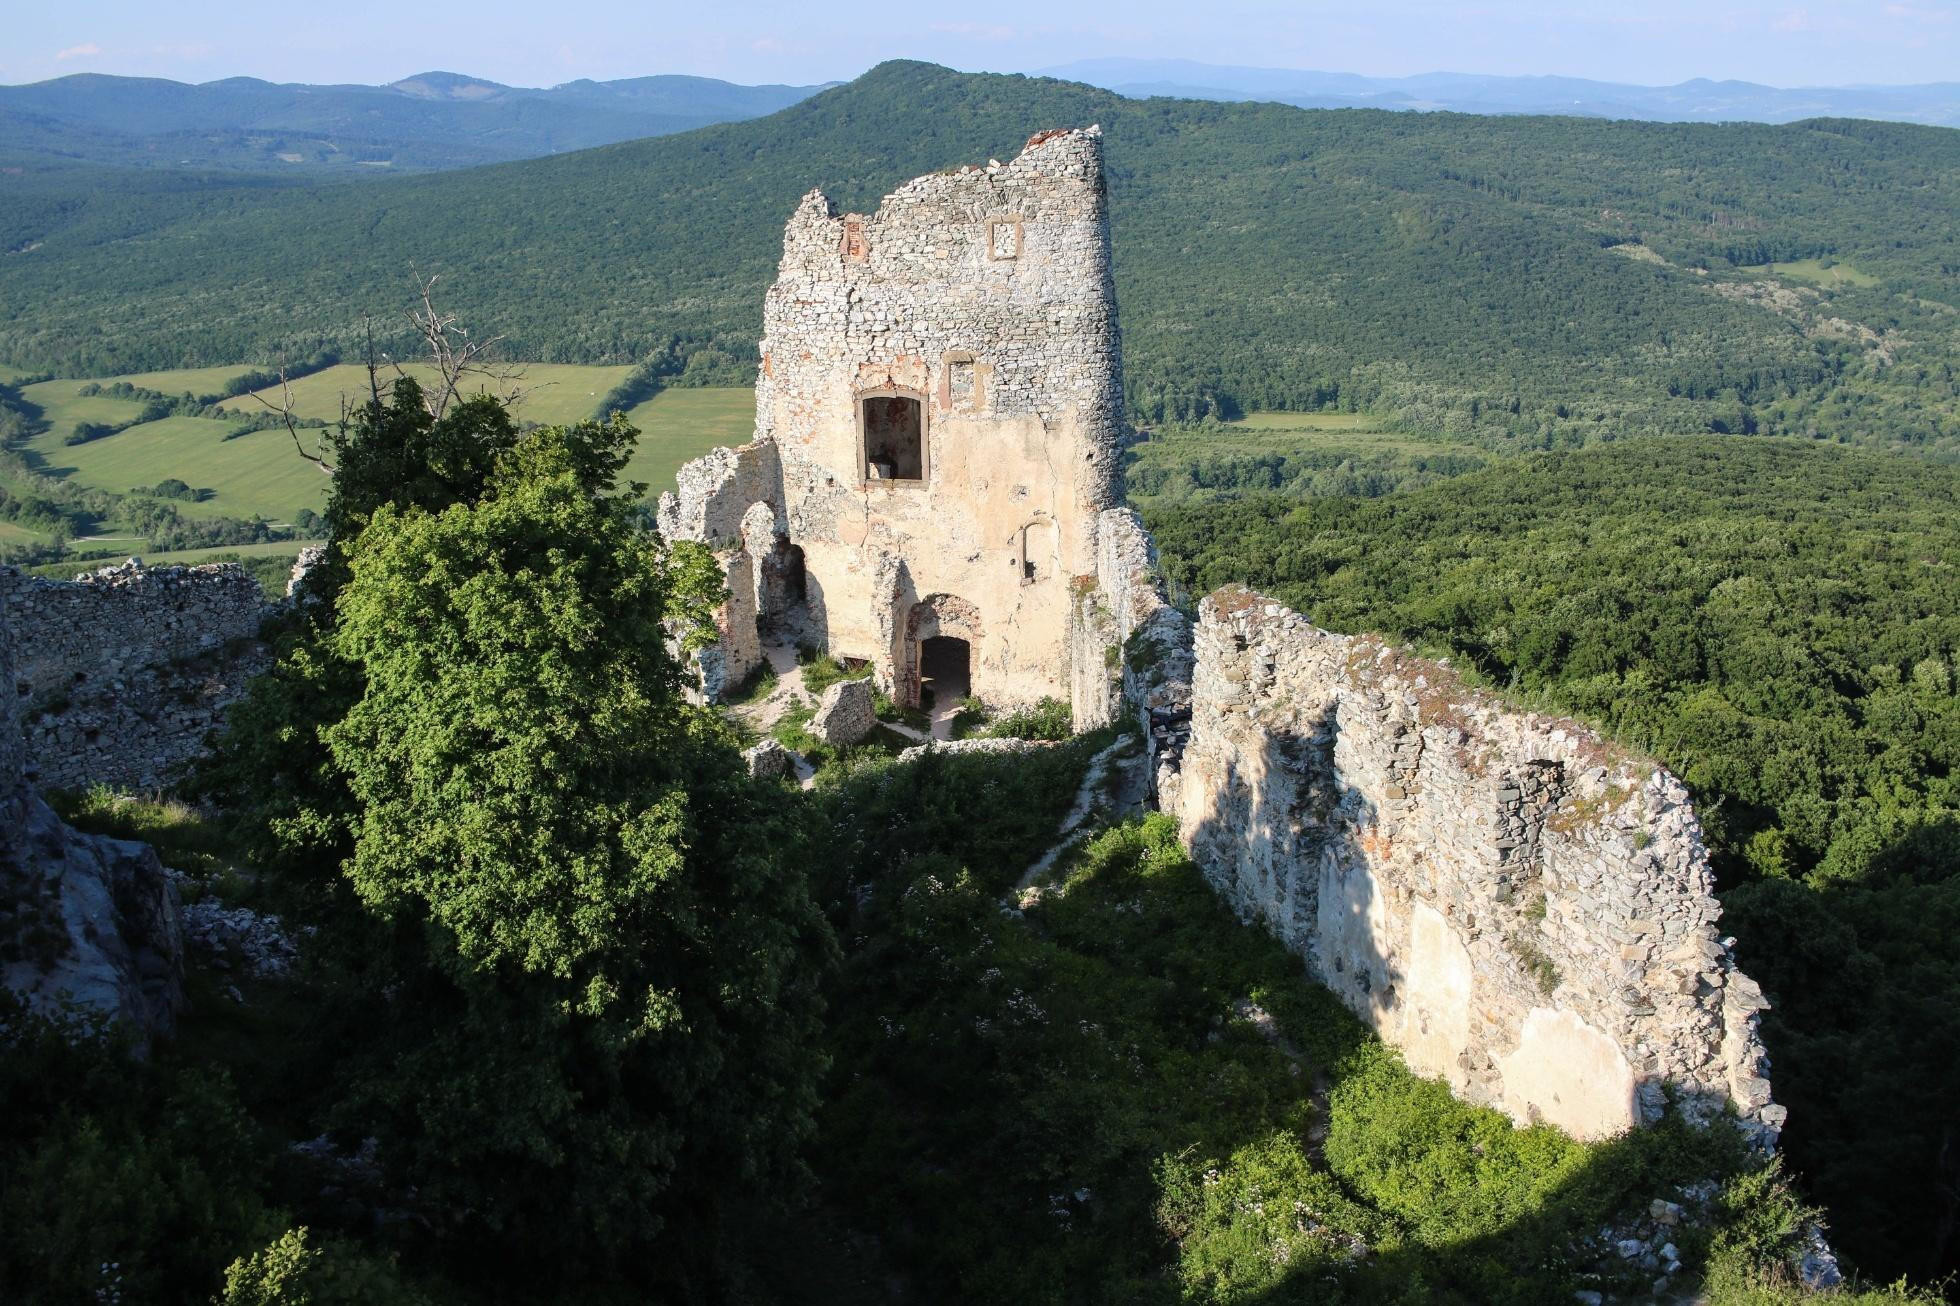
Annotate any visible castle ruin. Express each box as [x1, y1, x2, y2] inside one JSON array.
[[659, 126, 1126, 713], [664, 129, 1781, 1145]]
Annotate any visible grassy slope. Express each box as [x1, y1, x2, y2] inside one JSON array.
[[24, 415, 330, 522], [19, 378, 148, 430], [114, 364, 256, 395], [619, 386, 755, 497], [8, 365, 750, 532]]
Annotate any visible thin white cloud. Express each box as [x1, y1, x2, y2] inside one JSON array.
[[55, 42, 102, 61], [1883, 2, 1954, 22]]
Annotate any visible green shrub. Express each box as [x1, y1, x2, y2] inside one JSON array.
[[799, 652, 872, 695], [985, 696, 1073, 741]]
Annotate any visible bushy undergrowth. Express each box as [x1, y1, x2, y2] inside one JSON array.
[[774, 786, 1807, 1304], [985, 695, 1074, 741]]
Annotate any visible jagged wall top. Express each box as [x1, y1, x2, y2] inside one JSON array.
[[756, 125, 1127, 516], [776, 125, 1109, 280]]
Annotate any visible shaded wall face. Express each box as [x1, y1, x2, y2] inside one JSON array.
[[1, 563, 267, 791], [1175, 589, 1780, 1144], [0, 585, 21, 802], [748, 129, 1126, 707]]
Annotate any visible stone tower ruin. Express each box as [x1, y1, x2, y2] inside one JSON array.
[[659, 126, 1126, 712]]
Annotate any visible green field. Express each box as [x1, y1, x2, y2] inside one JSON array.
[[0, 364, 38, 385], [223, 362, 636, 427], [0, 520, 48, 545], [120, 539, 321, 565], [25, 415, 331, 523], [9, 373, 751, 549], [114, 365, 257, 397], [19, 378, 149, 431], [619, 387, 755, 497], [1740, 257, 1883, 289]]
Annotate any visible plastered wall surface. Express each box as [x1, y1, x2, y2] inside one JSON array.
[[659, 127, 1126, 709], [1173, 587, 1781, 1143]]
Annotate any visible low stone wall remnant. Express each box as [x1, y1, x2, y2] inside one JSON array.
[[1, 560, 268, 791], [1171, 586, 1780, 1144]]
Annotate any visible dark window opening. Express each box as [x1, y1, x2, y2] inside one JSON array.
[[862, 395, 924, 482]]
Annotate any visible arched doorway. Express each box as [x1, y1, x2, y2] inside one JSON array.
[[899, 594, 983, 708], [918, 635, 971, 711]]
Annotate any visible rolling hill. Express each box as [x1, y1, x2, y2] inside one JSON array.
[[2, 60, 1958, 454], [1038, 58, 1960, 126], [0, 70, 828, 173]]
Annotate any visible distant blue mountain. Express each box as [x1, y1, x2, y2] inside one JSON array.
[[1037, 58, 1960, 127], [0, 71, 834, 173]]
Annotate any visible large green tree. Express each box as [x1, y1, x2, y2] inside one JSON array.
[[318, 421, 828, 1287]]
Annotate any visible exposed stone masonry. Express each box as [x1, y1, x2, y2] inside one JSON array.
[[2, 561, 267, 791], [660, 127, 1126, 714], [1170, 588, 1780, 1143], [1, 575, 186, 1046]]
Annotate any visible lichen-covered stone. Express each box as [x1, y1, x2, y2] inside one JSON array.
[[1171, 586, 1779, 1144], [810, 679, 876, 747], [743, 737, 792, 780]]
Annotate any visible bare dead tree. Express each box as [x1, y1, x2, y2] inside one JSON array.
[[245, 362, 338, 477], [393, 273, 528, 420], [251, 276, 530, 478]]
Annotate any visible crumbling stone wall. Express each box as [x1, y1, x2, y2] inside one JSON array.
[[1, 580, 185, 1045], [1173, 586, 1780, 1144], [1, 561, 267, 791], [1074, 507, 1192, 786], [660, 126, 1127, 708]]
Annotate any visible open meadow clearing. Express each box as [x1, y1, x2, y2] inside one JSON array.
[[113, 365, 258, 397], [1218, 410, 1390, 432], [1127, 412, 1489, 505], [1738, 257, 1883, 289], [19, 379, 151, 432], [619, 386, 755, 497], [25, 415, 330, 523]]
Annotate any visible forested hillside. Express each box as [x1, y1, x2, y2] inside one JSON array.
[[1146, 437, 1960, 1288], [3, 61, 1958, 450]]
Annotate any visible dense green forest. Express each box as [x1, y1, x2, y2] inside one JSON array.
[[1146, 436, 1960, 1289], [4, 61, 1959, 450]]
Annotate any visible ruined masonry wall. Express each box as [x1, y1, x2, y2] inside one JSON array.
[[1, 563, 268, 791], [656, 126, 1126, 709], [0, 590, 22, 802], [1076, 508, 1193, 782], [1173, 587, 1780, 1143]]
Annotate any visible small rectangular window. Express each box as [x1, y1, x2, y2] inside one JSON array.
[[862, 395, 924, 482]]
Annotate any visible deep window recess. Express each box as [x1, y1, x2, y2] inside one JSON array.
[[862, 395, 924, 482]]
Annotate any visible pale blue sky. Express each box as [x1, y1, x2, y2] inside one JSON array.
[[6, 0, 1956, 88]]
